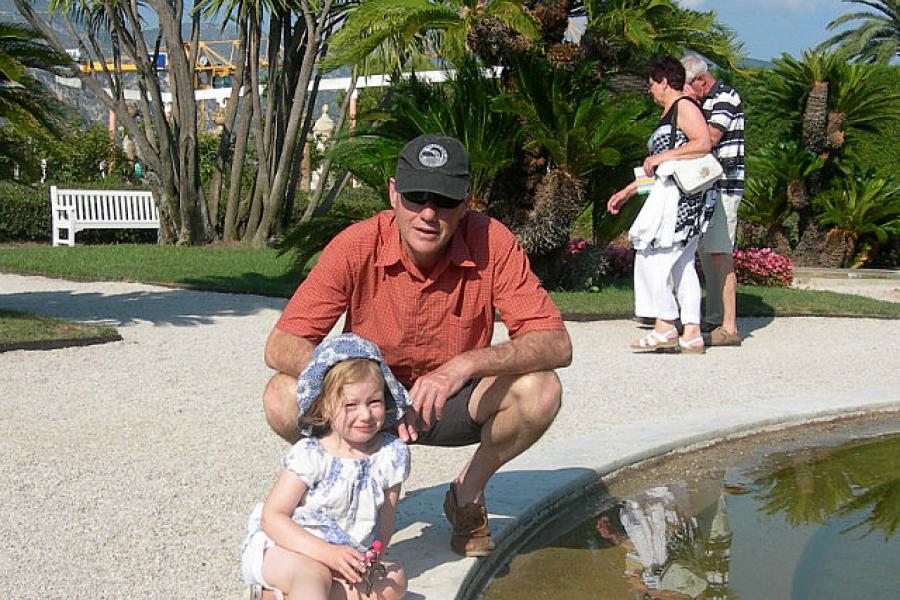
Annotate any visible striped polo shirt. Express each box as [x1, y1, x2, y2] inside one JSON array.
[[702, 81, 745, 195]]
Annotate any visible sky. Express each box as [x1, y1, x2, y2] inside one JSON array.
[[678, 0, 849, 61]]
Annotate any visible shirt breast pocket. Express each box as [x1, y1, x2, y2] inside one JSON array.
[[445, 311, 488, 357]]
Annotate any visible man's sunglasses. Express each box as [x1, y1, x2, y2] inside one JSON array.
[[402, 191, 464, 209]]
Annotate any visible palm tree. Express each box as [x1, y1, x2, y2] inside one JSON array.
[[0, 22, 71, 136], [321, 0, 541, 71], [763, 51, 900, 167], [819, 0, 899, 64], [816, 172, 900, 266], [758, 50, 900, 264], [581, 0, 743, 74], [493, 54, 646, 257], [329, 59, 521, 203]]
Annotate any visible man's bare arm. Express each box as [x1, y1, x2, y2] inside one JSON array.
[[402, 329, 573, 437], [264, 327, 317, 377], [708, 125, 724, 146], [454, 329, 573, 381]]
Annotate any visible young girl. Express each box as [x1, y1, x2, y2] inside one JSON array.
[[241, 334, 412, 600]]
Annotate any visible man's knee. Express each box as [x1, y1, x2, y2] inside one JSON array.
[[509, 370, 562, 427], [704, 251, 734, 274], [263, 374, 300, 443]]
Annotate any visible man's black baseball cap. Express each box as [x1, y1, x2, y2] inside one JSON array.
[[394, 134, 471, 201]]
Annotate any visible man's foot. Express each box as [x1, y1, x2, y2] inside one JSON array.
[[443, 482, 495, 557], [700, 320, 721, 333], [708, 326, 742, 347]]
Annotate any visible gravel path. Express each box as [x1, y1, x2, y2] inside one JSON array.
[[1, 272, 898, 599]]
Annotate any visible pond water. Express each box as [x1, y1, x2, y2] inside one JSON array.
[[480, 415, 900, 600]]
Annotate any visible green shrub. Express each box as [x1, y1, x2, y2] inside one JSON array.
[[557, 238, 611, 291], [278, 184, 388, 274], [0, 181, 49, 241]]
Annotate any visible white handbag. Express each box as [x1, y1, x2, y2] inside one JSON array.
[[671, 154, 723, 195]]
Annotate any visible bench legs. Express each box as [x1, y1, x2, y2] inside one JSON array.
[[51, 215, 76, 247]]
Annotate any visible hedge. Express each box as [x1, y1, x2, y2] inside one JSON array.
[[0, 181, 50, 242]]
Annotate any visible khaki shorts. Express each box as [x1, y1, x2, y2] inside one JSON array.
[[699, 189, 742, 254]]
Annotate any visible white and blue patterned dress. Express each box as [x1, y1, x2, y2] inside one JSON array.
[[240, 434, 410, 586]]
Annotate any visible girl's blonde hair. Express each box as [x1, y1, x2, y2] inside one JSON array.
[[302, 358, 385, 436]]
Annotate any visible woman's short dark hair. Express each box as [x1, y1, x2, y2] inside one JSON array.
[[648, 56, 686, 91]]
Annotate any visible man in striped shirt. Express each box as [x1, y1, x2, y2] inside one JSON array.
[[682, 55, 744, 347]]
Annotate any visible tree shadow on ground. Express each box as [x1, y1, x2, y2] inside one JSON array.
[[178, 274, 298, 297], [390, 467, 598, 587], [0, 288, 287, 328]]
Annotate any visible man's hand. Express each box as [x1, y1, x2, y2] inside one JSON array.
[[397, 357, 471, 442]]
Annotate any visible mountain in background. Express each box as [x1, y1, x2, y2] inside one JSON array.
[[740, 57, 776, 69]]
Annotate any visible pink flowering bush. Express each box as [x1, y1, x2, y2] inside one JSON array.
[[560, 238, 610, 291], [565, 237, 589, 258], [733, 247, 794, 287]]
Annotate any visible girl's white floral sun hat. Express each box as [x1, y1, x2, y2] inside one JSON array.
[[295, 333, 412, 436]]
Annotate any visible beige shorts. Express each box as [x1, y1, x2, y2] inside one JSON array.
[[699, 189, 742, 254]]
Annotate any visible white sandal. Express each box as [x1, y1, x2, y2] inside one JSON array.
[[631, 327, 678, 352], [679, 336, 705, 354], [244, 584, 284, 600]]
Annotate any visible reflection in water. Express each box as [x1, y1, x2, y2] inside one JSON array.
[[594, 485, 736, 599], [754, 434, 900, 539], [482, 432, 900, 600]]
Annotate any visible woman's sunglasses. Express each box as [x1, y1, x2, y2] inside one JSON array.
[[402, 191, 464, 209]]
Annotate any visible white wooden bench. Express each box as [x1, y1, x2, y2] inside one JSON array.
[[50, 186, 160, 246]]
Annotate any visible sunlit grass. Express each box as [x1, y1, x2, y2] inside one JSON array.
[[0, 309, 119, 349], [1, 244, 897, 319]]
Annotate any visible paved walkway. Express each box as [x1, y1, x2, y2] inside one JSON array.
[[1, 272, 898, 599]]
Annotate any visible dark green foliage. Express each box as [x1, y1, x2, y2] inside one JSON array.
[[0, 181, 49, 241], [330, 59, 521, 204], [738, 59, 900, 265], [278, 185, 388, 275], [819, 0, 900, 64], [0, 22, 73, 137], [557, 244, 610, 291], [817, 172, 900, 242], [0, 123, 135, 186]]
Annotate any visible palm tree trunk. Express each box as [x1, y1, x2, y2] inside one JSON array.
[[802, 81, 829, 155], [252, 0, 336, 246], [207, 22, 248, 238], [223, 88, 254, 241]]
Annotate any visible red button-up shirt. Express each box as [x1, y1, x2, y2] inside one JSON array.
[[276, 210, 565, 388]]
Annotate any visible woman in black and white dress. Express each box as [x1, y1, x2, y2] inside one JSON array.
[[607, 57, 716, 354]]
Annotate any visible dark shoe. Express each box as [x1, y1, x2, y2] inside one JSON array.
[[633, 316, 656, 327], [708, 326, 742, 347], [443, 482, 495, 557], [700, 320, 722, 333]]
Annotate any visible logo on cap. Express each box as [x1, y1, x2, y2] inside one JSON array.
[[418, 144, 448, 168]]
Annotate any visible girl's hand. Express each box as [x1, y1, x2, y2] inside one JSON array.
[[319, 544, 366, 584]]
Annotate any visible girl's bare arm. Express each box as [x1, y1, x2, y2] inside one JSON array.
[[260, 469, 365, 583]]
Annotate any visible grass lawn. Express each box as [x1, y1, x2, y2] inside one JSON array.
[[0, 244, 301, 296], [1, 244, 898, 320], [0, 309, 120, 351]]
